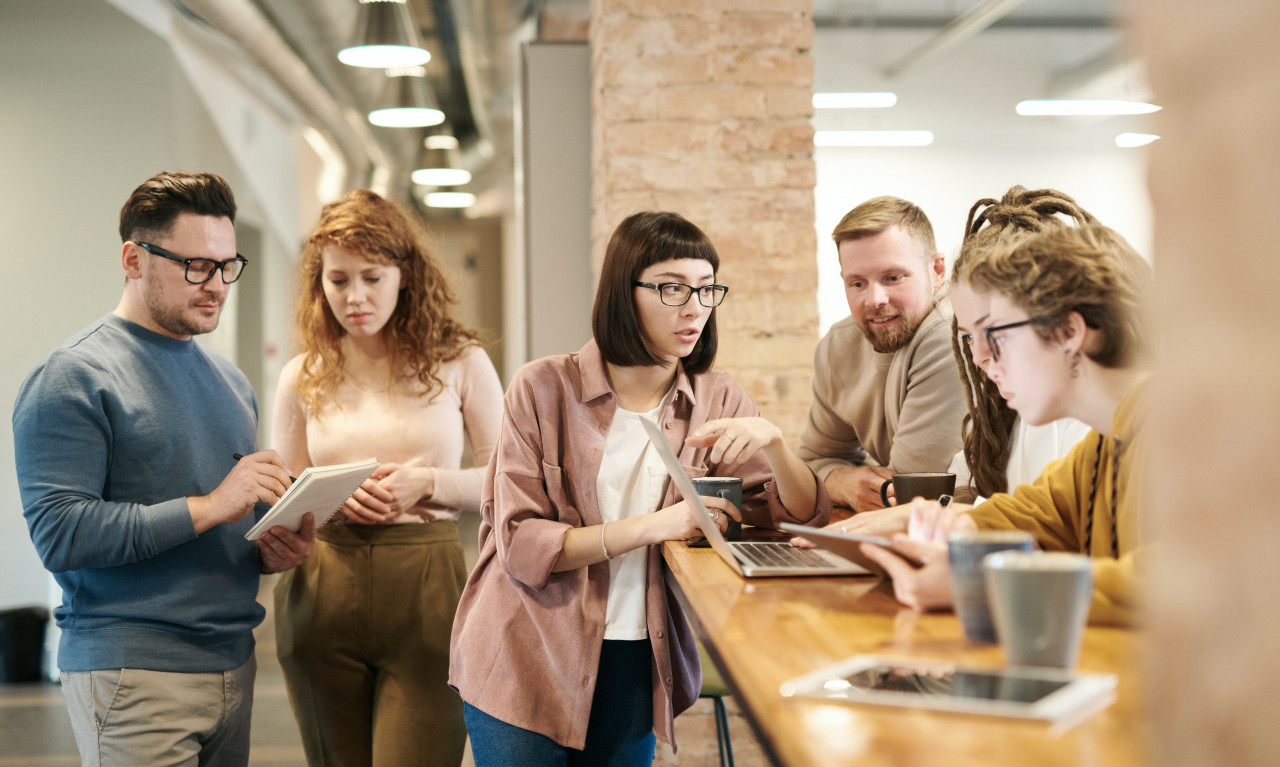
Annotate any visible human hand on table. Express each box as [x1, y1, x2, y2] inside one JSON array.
[[823, 465, 895, 511]]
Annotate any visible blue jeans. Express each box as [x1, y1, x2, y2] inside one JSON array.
[[464, 639, 657, 767]]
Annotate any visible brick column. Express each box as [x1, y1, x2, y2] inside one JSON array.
[[589, 0, 818, 442]]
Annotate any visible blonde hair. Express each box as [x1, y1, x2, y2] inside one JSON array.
[[293, 189, 480, 413], [831, 195, 936, 256], [951, 186, 1098, 497]]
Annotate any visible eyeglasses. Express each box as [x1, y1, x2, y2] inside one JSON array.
[[633, 281, 729, 308], [982, 318, 1047, 363], [136, 242, 248, 285]]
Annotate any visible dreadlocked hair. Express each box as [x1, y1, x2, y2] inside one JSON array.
[[951, 186, 1098, 498]]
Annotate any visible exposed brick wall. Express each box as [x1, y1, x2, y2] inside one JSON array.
[[589, 0, 818, 443]]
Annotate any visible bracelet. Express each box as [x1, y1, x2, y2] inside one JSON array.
[[601, 521, 613, 561]]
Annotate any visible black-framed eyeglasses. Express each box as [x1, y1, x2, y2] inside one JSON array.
[[982, 318, 1048, 363], [633, 281, 729, 308], [136, 241, 248, 285]]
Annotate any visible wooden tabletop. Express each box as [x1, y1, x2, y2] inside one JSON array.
[[662, 536, 1150, 767]]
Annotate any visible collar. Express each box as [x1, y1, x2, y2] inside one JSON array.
[[576, 338, 697, 409]]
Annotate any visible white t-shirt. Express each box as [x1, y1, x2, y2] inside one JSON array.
[[949, 416, 1093, 501], [596, 400, 670, 640]]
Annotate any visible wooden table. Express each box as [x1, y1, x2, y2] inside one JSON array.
[[662, 537, 1150, 767]]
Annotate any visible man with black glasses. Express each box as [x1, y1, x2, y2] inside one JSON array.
[[12, 171, 315, 766]]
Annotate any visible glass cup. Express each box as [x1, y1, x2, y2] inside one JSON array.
[[948, 530, 1035, 643]]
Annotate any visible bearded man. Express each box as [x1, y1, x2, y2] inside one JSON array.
[[798, 196, 967, 511]]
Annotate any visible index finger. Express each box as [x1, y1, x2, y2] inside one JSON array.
[[861, 542, 917, 583]]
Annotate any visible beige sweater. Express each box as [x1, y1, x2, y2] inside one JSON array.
[[799, 299, 967, 478], [271, 344, 504, 522]]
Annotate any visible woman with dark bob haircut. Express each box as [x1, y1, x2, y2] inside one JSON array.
[[450, 211, 831, 764]]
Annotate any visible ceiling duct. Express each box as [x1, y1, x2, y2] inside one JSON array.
[[882, 0, 1030, 78], [173, 0, 392, 191]]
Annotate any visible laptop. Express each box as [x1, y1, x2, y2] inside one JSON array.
[[640, 417, 868, 577]]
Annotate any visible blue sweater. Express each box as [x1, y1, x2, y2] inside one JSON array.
[[13, 315, 266, 673]]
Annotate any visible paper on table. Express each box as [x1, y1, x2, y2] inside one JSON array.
[[244, 457, 379, 540]]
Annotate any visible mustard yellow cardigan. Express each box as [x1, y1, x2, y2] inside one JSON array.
[[967, 375, 1150, 626]]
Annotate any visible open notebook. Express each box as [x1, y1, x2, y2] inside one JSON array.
[[244, 457, 379, 540], [639, 418, 866, 577]]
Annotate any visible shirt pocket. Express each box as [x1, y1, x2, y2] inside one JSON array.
[[540, 460, 581, 526]]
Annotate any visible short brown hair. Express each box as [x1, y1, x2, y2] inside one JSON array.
[[592, 211, 720, 375], [831, 195, 936, 255], [118, 171, 236, 243]]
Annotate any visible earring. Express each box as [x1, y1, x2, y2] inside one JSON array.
[[1068, 350, 1081, 379]]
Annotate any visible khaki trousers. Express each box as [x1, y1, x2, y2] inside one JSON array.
[[275, 521, 468, 767], [60, 656, 256, 767]]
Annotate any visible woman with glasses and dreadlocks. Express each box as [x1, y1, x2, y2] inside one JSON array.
[[855, 221, 1154, 627], [946, 187, 1097, 502], [449, 211, 830, 765]]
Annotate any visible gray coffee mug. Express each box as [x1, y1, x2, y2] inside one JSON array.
[[690, 476, 742, 540], [984, 551, 1093, 667], [880, 472, 956, 507], [948, 530, 1035, 644]]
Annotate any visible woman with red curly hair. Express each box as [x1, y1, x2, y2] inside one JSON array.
[[271, 189, 503, 766]]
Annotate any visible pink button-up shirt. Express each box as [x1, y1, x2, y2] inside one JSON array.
[[448, 340, 831, 750]]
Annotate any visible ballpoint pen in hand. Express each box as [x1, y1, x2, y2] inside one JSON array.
[[232, 452, 298, 483]]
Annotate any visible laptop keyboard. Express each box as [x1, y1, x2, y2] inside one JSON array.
[[732, 542, 836, 569]]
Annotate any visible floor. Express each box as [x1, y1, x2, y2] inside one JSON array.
[[0, 516, 767, 766]]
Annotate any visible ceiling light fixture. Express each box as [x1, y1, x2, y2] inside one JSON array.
[[813, 92, 898, 109], [338, 0, 430, 69], [814, 130, 934, 147], [1015, 99, 1161, 116], [368, 66, 444, 128], [1115, 132, 1160, 148], [424, 191, 476, 209], [412, 130, 472, 186]]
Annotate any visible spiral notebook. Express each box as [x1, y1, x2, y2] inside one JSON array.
[[244, 457, 379, 540]]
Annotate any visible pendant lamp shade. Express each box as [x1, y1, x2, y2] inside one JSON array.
[[338, 0, 431, 69], [368, 66, 444, 128], [412, 132, 471, 186]]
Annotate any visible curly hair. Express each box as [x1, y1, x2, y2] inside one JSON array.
[[951, 186, 1098, 497], [293, 189, 480, 414]]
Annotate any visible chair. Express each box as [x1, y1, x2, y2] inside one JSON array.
[[697, 642, 735, 767]]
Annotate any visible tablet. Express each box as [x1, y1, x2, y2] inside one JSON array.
[[778, 522, 923, 577], [779, 655, 1117, 723]]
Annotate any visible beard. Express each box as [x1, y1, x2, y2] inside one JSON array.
[[143, 278, 222, 338], [857, 308, 928, 354]]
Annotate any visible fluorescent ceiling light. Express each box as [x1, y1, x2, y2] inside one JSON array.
[[814, 130, 934, 147], [367, 66, 444, 128], [338, 0, 431, 69], [813, 92, 898, 109], [424, 135, 459, 150], [1115, 132, 1160, 148], [424, 191, 476, 209], [1016, 99, 1161, 116], [412, 168, 472, 186]]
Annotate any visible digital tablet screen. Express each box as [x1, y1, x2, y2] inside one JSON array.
[[838, 665, 1070, 704], [780, 655, 1118, 722]]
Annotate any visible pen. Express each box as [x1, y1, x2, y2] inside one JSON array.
[[232, 453, 297, 483]]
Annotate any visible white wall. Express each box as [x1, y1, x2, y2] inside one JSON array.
[[813, 26, 1155, 334], [0, 0, 310, 608]]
